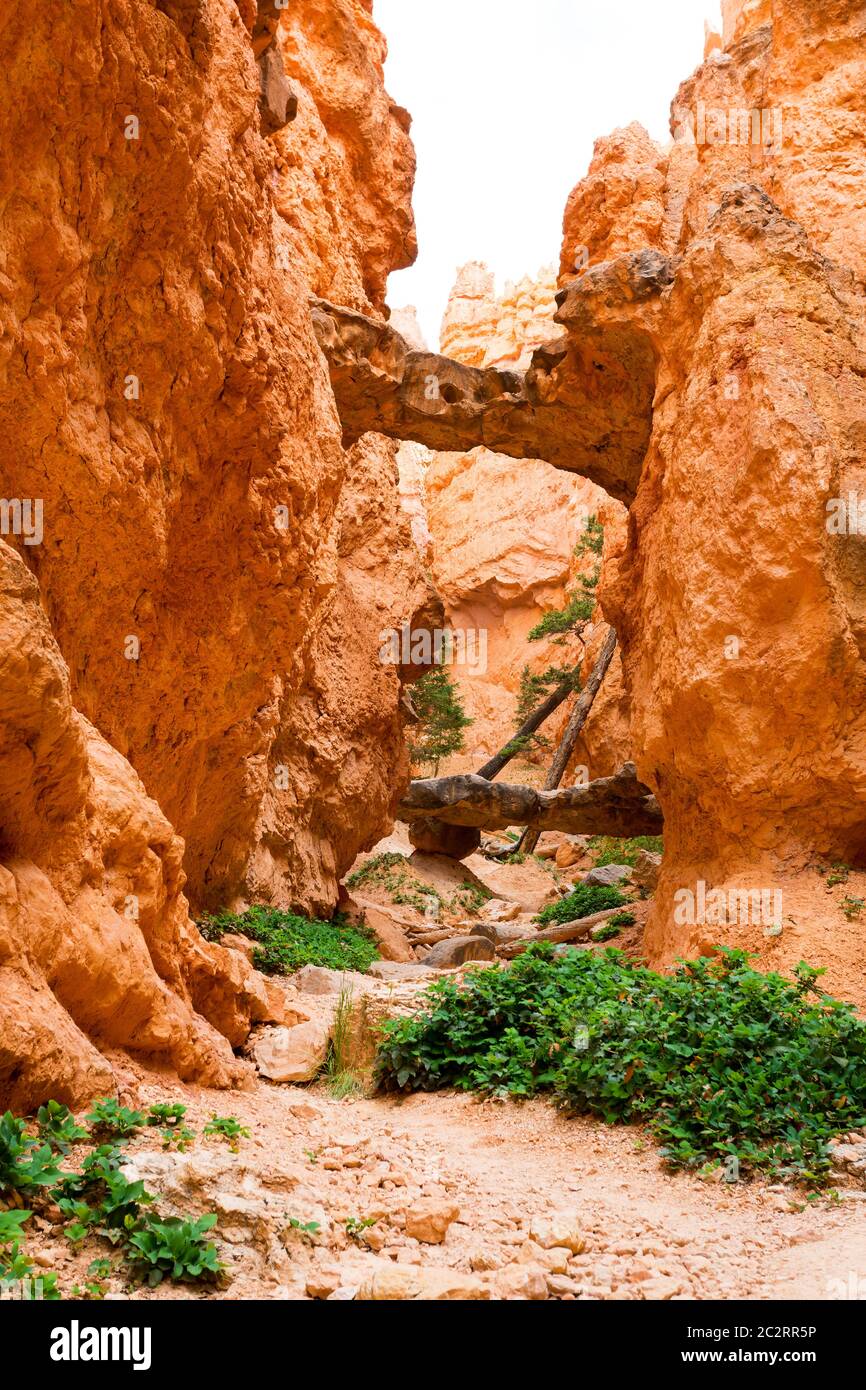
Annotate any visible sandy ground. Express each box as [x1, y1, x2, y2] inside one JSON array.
[[25, 1070, 866, 1303]]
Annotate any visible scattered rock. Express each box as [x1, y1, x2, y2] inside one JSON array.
[[421, 935, 496, 969], [404, 1200, 460, 1244], [529, 1212, 585, 1254], [357, 1263, 489, 1300], [306, 1269, 342, 1300], [293, 964, 367, 995], [493, 1264, 549, 1300], [583, 863, 632, 887], [481, 898, 520, 923]]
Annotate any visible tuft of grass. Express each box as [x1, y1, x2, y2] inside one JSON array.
[[199, 906, 379, 975], [325, 985, 365, 1097], [375, 944, 866, 1184]]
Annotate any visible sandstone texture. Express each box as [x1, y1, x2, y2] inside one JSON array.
[[0, 0, 432, 1106]]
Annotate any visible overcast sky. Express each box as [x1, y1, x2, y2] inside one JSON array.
[[378, 0, 719, 347]]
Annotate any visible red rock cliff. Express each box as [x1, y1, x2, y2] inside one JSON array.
[[0, 0, 432, 1106]]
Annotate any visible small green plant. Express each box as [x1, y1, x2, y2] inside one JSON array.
[[345, 1215, 377, 1242], [303, 1149, 320, 1165], [841, 896, 865, 921], [147, 1102, 187, 1127], [286, 1216, 320, 1237], [822, 862, 851, 888], [199, 906, 378, 975], [0, 1211, 61, 1300], [35, 1101, 88, 1154], [85, 1099, 145, 1139], [161, 1125, 196, 1152], [70, 1258, 112, 1300], [535, 882, 627, 927], [0, 1111, 68, 1192], [408, 667, 473, 773], [124, 1212, 222, 1287], [203, 1114, 250, 1151], [58, 1170, 153, 1242]]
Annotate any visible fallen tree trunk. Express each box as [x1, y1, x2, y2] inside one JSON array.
[[518, 626, 617, 856], [498, 905, 625, 957], [398, 762, 662, 838], [476, 670, 578, 782]]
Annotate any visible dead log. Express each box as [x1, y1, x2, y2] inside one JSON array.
[[518, 626, 617, 855], [397, 763, 662, 838], [498, 905, 625, 957]]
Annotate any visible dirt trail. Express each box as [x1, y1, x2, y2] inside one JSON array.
[[47, 1069, 864, 1302]]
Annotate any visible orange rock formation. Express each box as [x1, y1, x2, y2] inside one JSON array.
[[0, 0, 433, 1106]]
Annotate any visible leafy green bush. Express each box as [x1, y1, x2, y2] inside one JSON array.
[[375, 944, 866, 1183], [0, 1210, 60, 1300], [0, 1111, 67, 1192], [124, 1213, 222, 1287], [535, 883, 626, 926], [199, 905, 379, 975]]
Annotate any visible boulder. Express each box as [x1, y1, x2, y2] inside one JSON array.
[[493, 1264, 549, 1300], [528, 1212, 585, 1254], [480, 898, 520, 923], [251, 1016, 332, 1083], [367, 960, 436, 982], [352, 899, 415, 962], [554, 843, 584, 869], [421, 935, 496, 969], [473, 920, 532, 946], [404, 1200, 460, 1244], [583, 863, 632, 887], [292, 964, 367, 996], [357, 1263, 489, 1301], [631, 849, 662, 893]]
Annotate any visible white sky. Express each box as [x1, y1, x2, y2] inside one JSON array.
[[378, 0, 720, 347]]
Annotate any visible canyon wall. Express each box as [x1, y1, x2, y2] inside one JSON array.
[[0, 0, 431, 1105], [565, 0, 866, 991], [421, 265, 629, 775]]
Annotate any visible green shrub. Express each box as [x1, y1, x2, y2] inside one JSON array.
[[199, 905, 379, 975], [0, 1210, 61, 1300], [203, 1114, 250, 1151], [375, 944, 866, 1183], [587, 834, 663, 868], [124, 1213, 222, 1287], [35, 1101, 88, 1153], [147, 1103, 187, 1127], [85, 1099, 145, 1138], [0, 1111, 67, 1192], [535, 883, 626, 926]]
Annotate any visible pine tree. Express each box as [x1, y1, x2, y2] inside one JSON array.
[[408, 668, 473, 774]]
